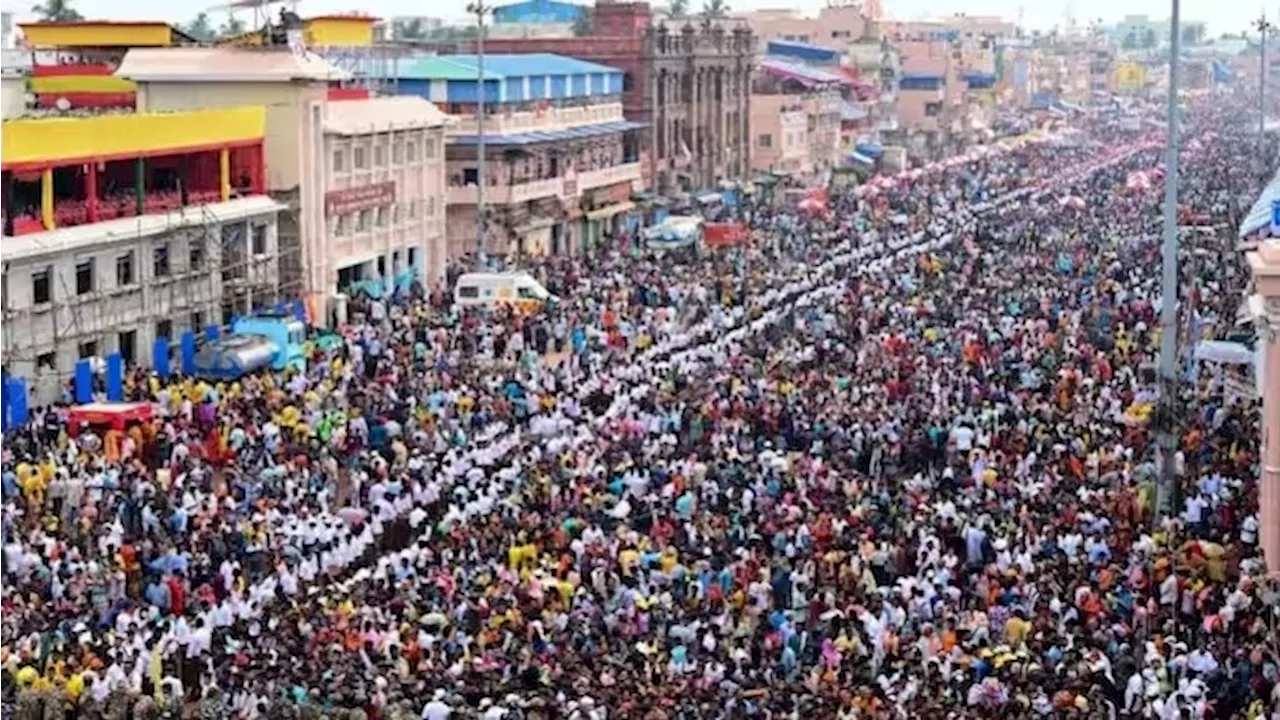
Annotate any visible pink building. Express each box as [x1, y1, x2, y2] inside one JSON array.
[[751, 57, 845, 177], [1247, 240, 1280, 574], [323, 96, 450, 292], [750, 96, 810, 174], [736, 7, 869, 47]]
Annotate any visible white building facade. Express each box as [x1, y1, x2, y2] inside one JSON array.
[[1, 197, 284, 401]]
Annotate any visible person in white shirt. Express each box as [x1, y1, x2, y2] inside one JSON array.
[[422, 689, 452, 720]]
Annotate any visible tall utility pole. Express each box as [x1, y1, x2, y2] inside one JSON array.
[[467, 1, 490, 268], [1155, 0, 1182, 525], [1256, 14, 1272, 154]]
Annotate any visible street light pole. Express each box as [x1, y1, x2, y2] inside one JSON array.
[[467, 1, 490, 268], [1155, 0, 1182, 524], [1256, 15, 1272, 157]]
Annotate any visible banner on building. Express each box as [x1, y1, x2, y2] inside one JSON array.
[[703, 222, 749, 249], [1113, 63, 1147, 92], [325, 181, 396, 216]]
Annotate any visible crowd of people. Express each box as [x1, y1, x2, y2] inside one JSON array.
[[2, 94, 1277, 719]]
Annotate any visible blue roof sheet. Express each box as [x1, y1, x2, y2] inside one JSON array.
[[421, 53, 624, 79], [765, 40, 840, 62], [452, 119, 646, 146]]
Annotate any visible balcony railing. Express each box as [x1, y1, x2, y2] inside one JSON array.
[[449, 102, 626, 137], [447, 162, 642, 206]]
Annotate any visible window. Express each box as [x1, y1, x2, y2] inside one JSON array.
[[424, 138, 436, 158], [622, 72, 635, 92], [332, 215, 348, 237], [75, 259, 95, 295], [406, 141, 418, 162], [425, 197, 435, 217], [374, 144, 386, 167], [118, 330, 136, 365], [116, 251, 135, 287], [375, 207, 388, 227], [155, 319, 173, 341], [408, 247, 419, 268], [757, 134, 772, 148], [925, 102, 942, 117], [354, 146, 367, 169], [190, 311, 205, 332], [78, 340, 98, 359], [357, 210, 372, 232], [251, 224, 267, 255], [393, 140, 405, 164], [190, 240, 205, 271], [392, 204, 403, 225], [407, 200, 418, 219], [458, 285, 480, 299], [153, 243, 170, 278], [463, 168, 478, 186], [31, 267, 51, 305], [36, 352, 56, 371], [332, 149, 346, 172]]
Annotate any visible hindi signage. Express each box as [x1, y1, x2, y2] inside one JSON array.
[[325, 182, 396, 216]]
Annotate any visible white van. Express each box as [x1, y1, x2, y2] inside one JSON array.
[[453, 271, 554, 313]]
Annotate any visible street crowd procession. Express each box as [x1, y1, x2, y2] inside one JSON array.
[[2, 88, 1278, 720]]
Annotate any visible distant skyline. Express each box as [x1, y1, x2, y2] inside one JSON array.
[[4, 0, 1271, 38]]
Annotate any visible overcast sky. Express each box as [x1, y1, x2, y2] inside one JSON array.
[[9, 0, 1270, 38]]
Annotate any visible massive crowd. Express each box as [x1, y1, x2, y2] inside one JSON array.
[[2, 95, 1278, 720]]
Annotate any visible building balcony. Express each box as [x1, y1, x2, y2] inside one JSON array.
[[448, 162, 642, 206], [448, 102, 626, 137]]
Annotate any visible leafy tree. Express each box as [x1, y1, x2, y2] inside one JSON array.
[[1121, 30, 1138, 50], [702, 0, 728, 20], [185, 12, 216, 42], [669, 0, 689, 20], [397, 18, 426, 41], [219, 15, 247, 39], [571, 7, 593, 36], [32, 0, 83, 22], [1141, 27, 1157, 49]]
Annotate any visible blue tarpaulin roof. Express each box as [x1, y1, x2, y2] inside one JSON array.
[[855, 142, 882, 158], [1239, 165, 1280, 237], [452, 119, 647, 145], [964, 72, 997, 89], [765, 39, 840, 65]]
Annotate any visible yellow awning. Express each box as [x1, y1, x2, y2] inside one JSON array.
[[586, 201, 636, 221]]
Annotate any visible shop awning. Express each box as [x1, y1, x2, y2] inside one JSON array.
[[1239, 165, 1280, 236], [696, 192, 723, 204], [759, 56, 847, 88], [585, 201, 636, 221], [855, 142, 882, 158], [849, 151, 875, 166]]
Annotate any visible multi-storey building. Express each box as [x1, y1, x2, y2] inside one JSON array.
[[425, 0, 755, 195], [117, 42, 451, 322], [323, 96, 450, 291], [1, 107, 283, 401], [395, 53, 643, 259], [18, 20, 195, 110], [751, 55, 845, 177]]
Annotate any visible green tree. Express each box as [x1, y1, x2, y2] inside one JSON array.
[[701, 0, 728, 20], [1121, 30, 1138, 50], [396, 18, 426, 41], [669, 0, 689, 19], [218, 15, 247, 39], [32, 0, 83, 22], [571, 7, 593, 36], [185, 13, 216, 42], [1141, 27, 1157, 48]]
